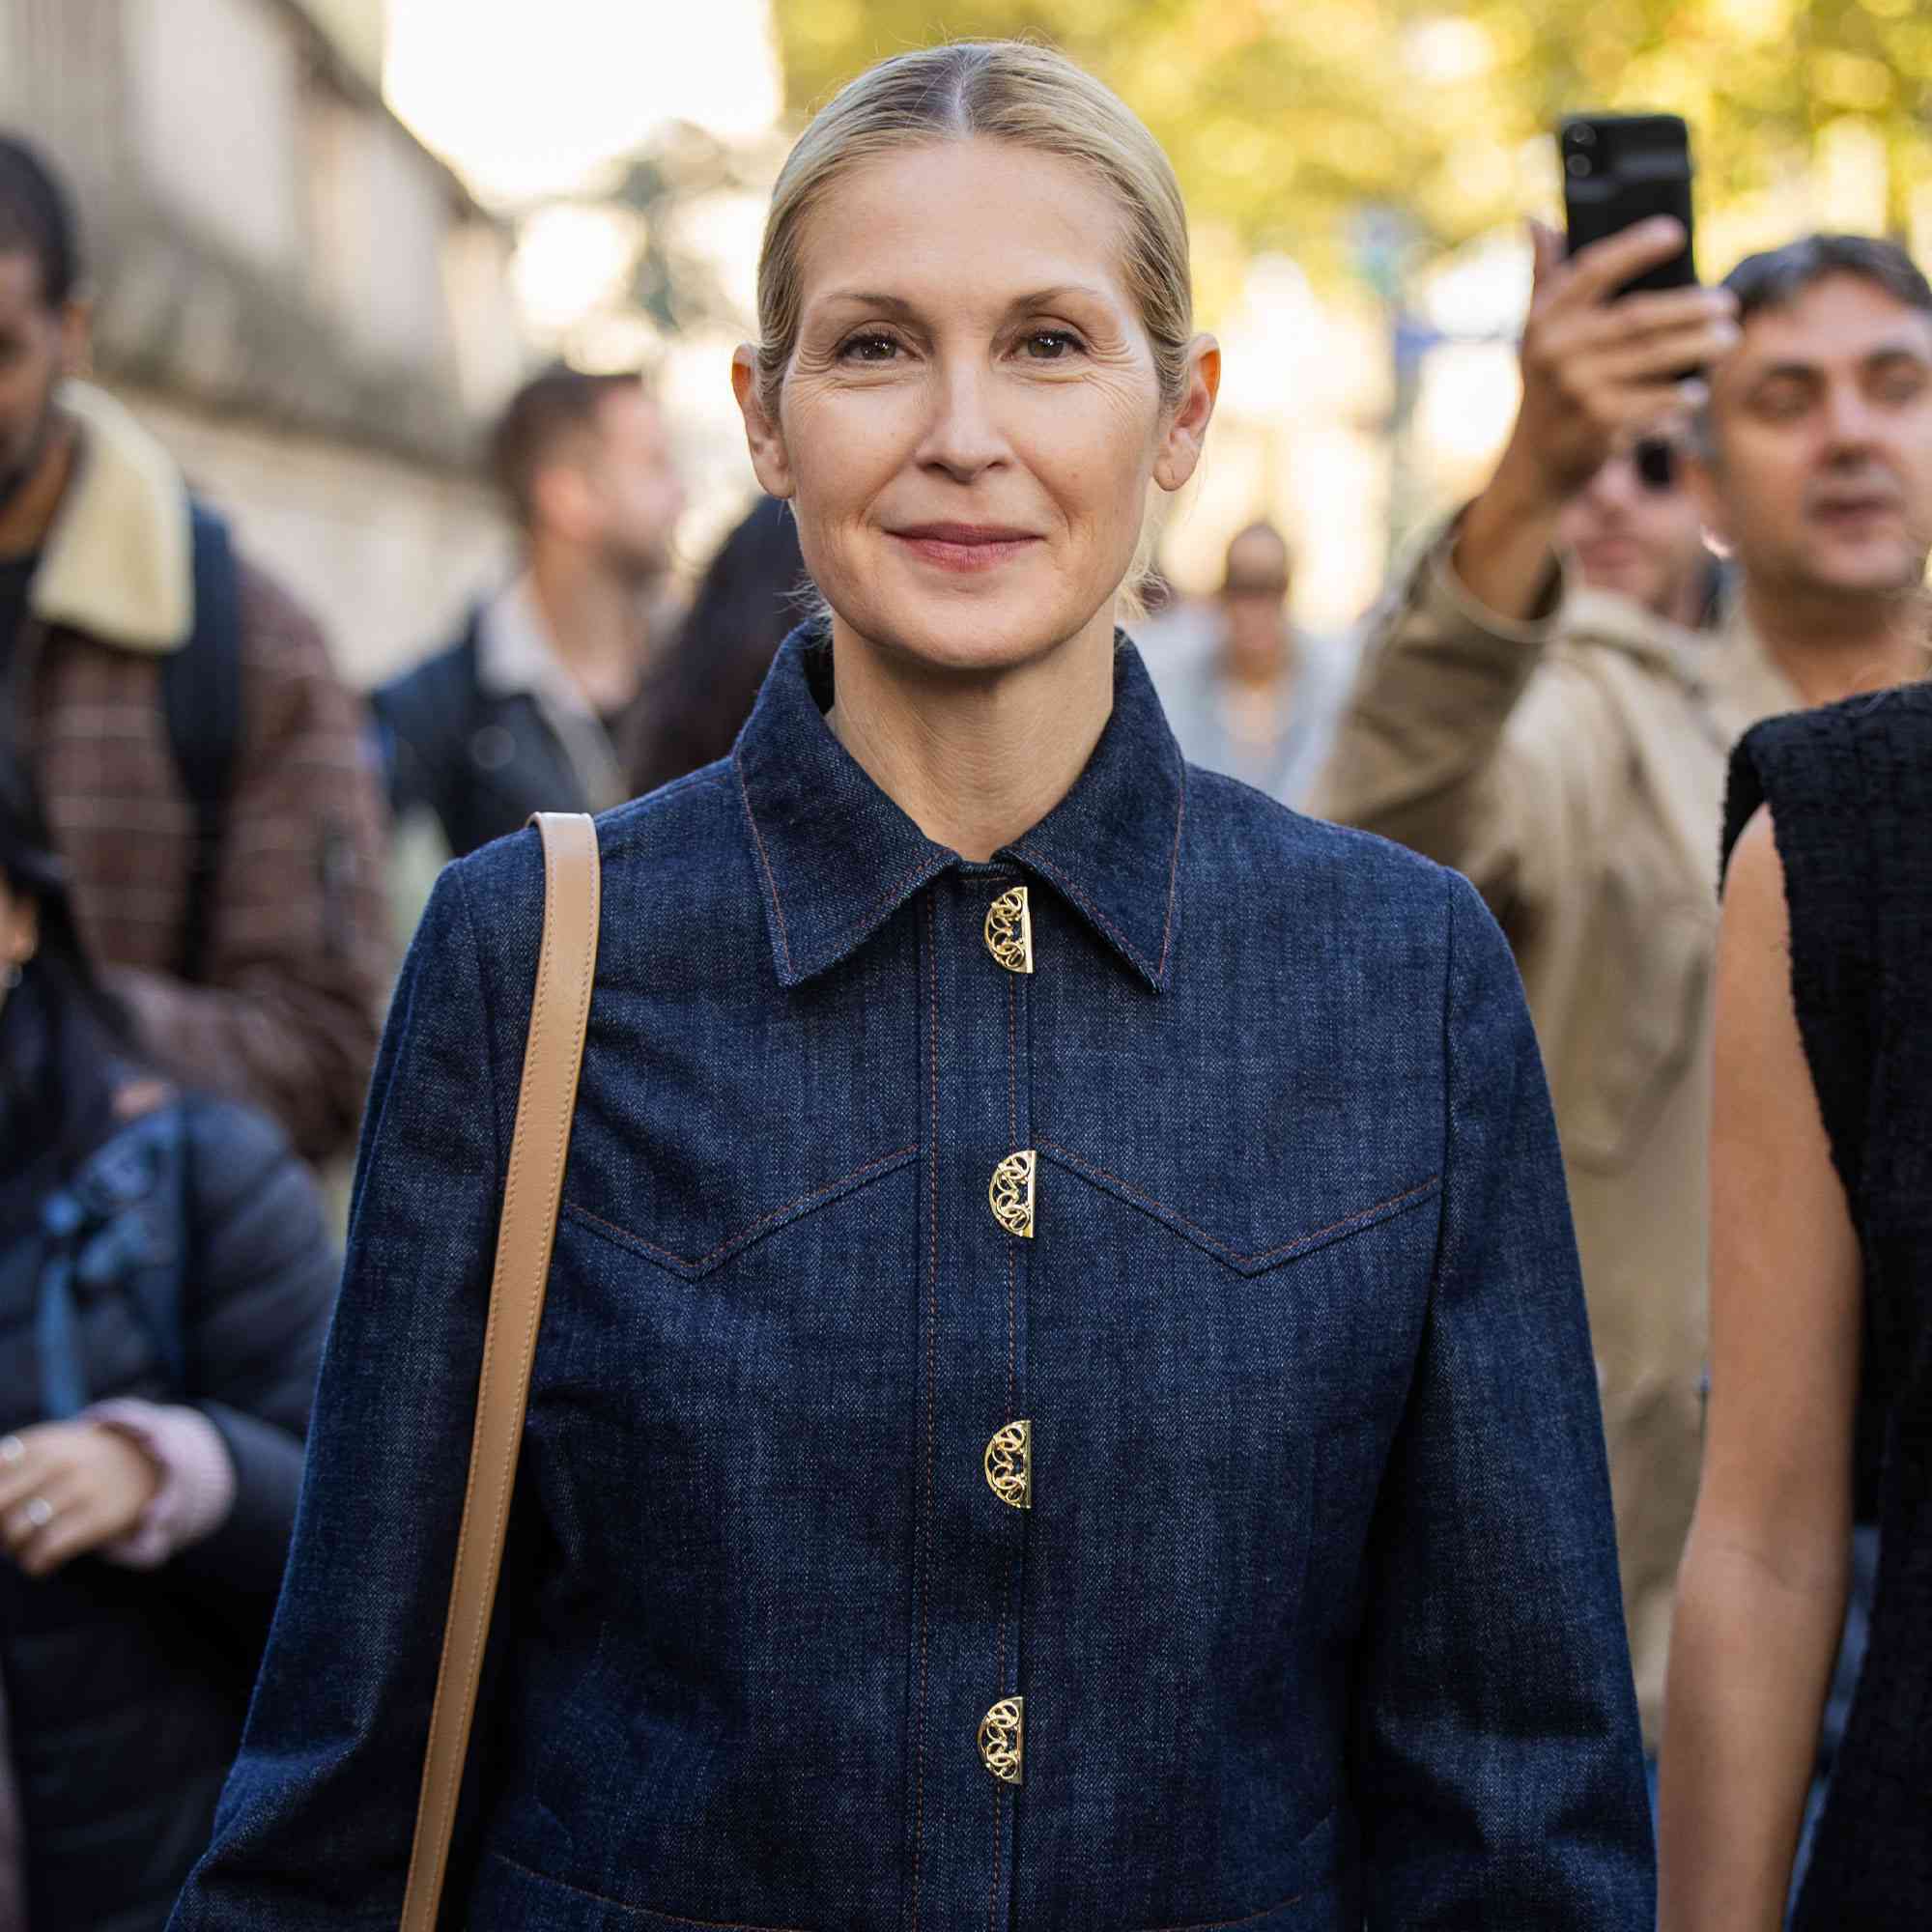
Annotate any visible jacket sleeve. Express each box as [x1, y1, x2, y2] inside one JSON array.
[[170, 1098, 337, 1608], [1350, 872, 1653, 1928], [108, 560, 392, 1165], [170, 849, 525, 1928], [370, 651, 457, 832], [1311, 526, 1572, 926]]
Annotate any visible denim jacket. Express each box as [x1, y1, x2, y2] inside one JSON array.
[[175, 630, 1650, 1931]]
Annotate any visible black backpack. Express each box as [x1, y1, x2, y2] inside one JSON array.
[[158, 501, 242, 982]]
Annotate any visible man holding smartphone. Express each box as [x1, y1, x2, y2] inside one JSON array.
[[1315, 216, 1932, 1759]]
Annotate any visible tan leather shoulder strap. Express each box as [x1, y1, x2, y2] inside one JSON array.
[[400, 811, 600, 1930]]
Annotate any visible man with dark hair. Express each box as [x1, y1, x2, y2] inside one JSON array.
[[1686, 233, 1932, 706], [0, 132, 389, 1164], [373, 363, 685, 861], [1317, 220, 1932, 1762]]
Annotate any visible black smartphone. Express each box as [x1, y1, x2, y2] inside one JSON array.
[[1561, 113, 1697, 295]]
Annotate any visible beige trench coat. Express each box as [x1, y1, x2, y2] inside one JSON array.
[[1313, 534, 1821, 1746]]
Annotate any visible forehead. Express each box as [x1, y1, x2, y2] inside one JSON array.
[[795, 137, 1134, 317], [1731, 272, 1932, 376], [592, 384, 663, 446]]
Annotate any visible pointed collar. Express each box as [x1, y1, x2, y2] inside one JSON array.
[[734, 625, 1187, 992]]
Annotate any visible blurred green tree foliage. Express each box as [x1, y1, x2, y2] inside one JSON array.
[[773, 0, 1932, 290]]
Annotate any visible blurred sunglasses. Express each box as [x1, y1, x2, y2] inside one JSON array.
[[1632, 439, 1680, 492]]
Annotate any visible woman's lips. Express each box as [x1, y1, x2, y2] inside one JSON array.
[[890, 526, 1041, 573]]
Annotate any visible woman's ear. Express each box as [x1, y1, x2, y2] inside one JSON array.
[[733, 346, 795, 499], [1153, 333, 1220, 495]]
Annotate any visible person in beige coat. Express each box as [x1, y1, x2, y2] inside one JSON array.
[[1315, 222, 1932, 1747]]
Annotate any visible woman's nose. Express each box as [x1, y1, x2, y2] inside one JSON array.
[[915, 361, 1009, 482]]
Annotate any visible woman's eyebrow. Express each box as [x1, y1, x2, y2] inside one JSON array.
[[811, 284, 1114, 320], [1004, 284, 1111, 313], [814, 291, 922, 318]]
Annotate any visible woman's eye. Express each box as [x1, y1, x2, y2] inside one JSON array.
[[1021, 329, 1082, 360], [838, 332, 902, 363]]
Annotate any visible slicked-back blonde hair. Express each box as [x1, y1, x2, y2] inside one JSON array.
[[754, 40, 1194, 421]]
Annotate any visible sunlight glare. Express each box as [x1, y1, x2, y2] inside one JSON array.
[[385, 0, 782, 204]]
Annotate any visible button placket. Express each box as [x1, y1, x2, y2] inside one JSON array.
[[903, 873, 1037, 1919], [980, 882, 1035, 1853]]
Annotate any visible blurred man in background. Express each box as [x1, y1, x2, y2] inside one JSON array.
[[1142, 519, 1350, 808], [0, 134, 388, 1166], [374, 365, 685, 862], [1317, 221, 1932, 1758]]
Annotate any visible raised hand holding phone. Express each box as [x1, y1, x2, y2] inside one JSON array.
[[1455, 218, 1740, 617], [1561, 113, 1699, 295], [1510, 218, 1737, 497]]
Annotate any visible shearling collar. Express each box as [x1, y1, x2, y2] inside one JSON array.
[[29, 380, 193, 655]]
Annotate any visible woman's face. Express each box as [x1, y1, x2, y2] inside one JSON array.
[[736, 137, 1217, 676]]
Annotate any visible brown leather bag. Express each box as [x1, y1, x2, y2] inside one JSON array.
[[398, 810, 601, 1931]]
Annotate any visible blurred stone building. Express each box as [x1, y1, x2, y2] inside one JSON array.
[[0, 0, 526, 685]]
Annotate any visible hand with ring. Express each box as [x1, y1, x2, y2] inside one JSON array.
[[0, 1422, 161, 1578]]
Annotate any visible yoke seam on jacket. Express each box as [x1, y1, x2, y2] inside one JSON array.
[[1132, 1877, 1323, 1932], [491, 1851, 814, 1930], [1036, 1142, 1440, 1269], [562, 1145, 918, 1271]]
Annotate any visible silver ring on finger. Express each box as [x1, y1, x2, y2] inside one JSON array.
[[22, 1496, 53, 1530], [0, 1435, 24, 1464]]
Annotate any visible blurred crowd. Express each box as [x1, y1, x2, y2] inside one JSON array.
[[1, 95, 1929, 1931]]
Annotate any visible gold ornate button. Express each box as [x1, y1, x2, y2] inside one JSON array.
[[988, 1150, 1036, 1239], [983, 886, 1034, 974], [983, 1419, 1032, 1509], [978, 1695, 1024, 1785]]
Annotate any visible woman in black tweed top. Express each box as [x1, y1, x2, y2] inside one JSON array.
[[1660, 682, 1932, 1931]]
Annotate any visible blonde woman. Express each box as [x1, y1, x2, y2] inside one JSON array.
[[175, 43, 1650, 1930]]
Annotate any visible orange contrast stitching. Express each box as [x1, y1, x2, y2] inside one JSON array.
[[1020, 853, 1146, 980], [494, 1851, 814, 1929], [1035, 1144, 1440, 1269], [1155, 756, 1186, 979], [566, 1146, 918, 1271], [735, 761, 795, 980], [1133, 1882, 1322, 1932]]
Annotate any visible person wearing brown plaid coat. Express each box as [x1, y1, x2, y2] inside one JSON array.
[[1, 137, 389, 1163]]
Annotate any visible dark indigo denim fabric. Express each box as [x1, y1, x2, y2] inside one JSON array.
[[173, 628, 1651, 1931]]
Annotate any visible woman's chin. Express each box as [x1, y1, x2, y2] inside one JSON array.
[[830, 579, 1112, 678]]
